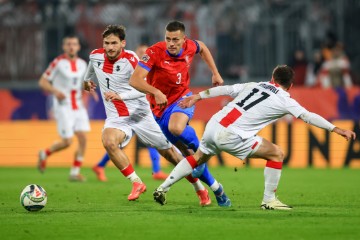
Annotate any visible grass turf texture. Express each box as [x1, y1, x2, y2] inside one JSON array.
[[1, 167, 360, 240]]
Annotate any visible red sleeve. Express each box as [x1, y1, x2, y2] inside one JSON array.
[[138, 46, 158, 71], [189, 39, 200, 54]]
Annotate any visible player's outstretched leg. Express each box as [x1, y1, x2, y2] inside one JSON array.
[[178, 126, 231, 207], [260, 160, 291, 210]]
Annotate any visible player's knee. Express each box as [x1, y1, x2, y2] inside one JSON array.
[[102, 139, 117, 152], [62, 138, 72, 147], [76, 133, 87, 143], [274, 146, 284, 162], [168, 125, 183, 136]]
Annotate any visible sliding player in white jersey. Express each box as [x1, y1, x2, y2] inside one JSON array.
[[153, 65, 356, 209], [38, 35, 94, 182], [83, 24, 210, 202]]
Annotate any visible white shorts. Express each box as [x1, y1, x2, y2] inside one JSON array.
[[54, 106, 90, 139], [103, 111, 172, 150], [199, 118, 262, 160]]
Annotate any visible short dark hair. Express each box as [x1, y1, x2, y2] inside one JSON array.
[[272, 65, 294, 89], [62, 35, 79, 43], [102, 25, 126, 40], [165, 20, 185, 33]]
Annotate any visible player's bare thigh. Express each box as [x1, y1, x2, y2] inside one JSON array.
[[250, 138, 284, 162], [102, 128, 126, 150], [168, 112, 189, 136]]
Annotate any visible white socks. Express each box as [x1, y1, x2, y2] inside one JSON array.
[[70, 156, 83, 176], [263, 161, 283, 202], [160, 158, 194, 191]]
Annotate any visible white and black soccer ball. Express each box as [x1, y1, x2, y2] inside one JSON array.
[[20, 184, 47, 211]]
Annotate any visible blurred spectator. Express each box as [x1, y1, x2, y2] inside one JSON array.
[[318, 42, 353, 89], [289, 49, 309, 86], [305, 50, 323, 87]]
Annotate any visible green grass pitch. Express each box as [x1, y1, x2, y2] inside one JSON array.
[[1, 167, 360, 240]]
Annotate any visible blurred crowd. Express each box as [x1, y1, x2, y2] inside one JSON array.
[[290, 40, 354, 88], [0, 0, 359, 86]]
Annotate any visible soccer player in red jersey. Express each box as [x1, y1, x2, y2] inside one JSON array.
[[130, 20, 231, 206]]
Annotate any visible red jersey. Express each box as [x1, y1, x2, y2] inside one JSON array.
[[138, 39, 200, 117]]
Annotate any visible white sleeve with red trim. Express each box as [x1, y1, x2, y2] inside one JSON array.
[[199, 84, 247, 99], [44, 59, 59, 82], [299, 111, 336, 131]]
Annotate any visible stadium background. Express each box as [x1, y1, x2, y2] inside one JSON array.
[[0, 0, 359, 168]]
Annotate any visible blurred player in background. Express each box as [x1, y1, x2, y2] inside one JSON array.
[[38, 35, 96, 182], [129, 20, 231, 207], [92, 44, 168, 182], [84, 24, 209, 202], [153, 65, 356, 209]]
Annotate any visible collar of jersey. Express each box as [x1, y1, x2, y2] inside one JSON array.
[[62, 53, 77, 62], [166, 48, 184, 58]]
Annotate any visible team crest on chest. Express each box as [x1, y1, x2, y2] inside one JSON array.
[[116, 65, 120, 71], [97, 62, 101, 67]]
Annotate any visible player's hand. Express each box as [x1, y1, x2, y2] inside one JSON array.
[[84, 80, 97, 92], [178, 94, 201, 108], [104, 91, 121, 101], [212, 73, 224, 87], [54, 91, 66, 101], [154, 90, 167, 109], [333, 127, 356, 141]]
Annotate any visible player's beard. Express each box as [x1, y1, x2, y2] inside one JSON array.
[[106, 50, 121, 60]]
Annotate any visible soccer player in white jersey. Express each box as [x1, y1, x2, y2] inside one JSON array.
[[38, 35, 93, 182], [153, 65, 356, 209], [83, 25, 210, 202], [91, 44, 169, 182]]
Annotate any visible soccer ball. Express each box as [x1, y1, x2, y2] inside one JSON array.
[[20, 184, 47, 211]]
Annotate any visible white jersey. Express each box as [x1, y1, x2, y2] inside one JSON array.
[[44, 54, 87, 110], [85, 48, 150, 118], [208, 82, 307, 139]]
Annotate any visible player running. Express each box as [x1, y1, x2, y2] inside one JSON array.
[[129, 20, 231, 207], [38, 35, 95, 182], [83, 24, 209, 202]]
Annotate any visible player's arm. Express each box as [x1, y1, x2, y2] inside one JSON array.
[[83, 63, 97, 92], [178, 84, 245, 108], [197, 40, 223, 86], [104, 89, 145, 102], [299, 111, 356, 141], [129, 66, 168, 108], [38, 74, 65, 101]]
